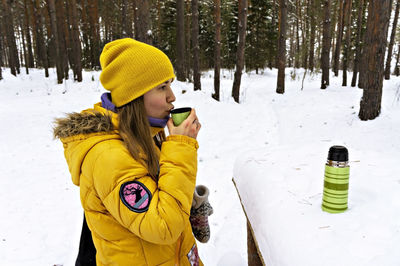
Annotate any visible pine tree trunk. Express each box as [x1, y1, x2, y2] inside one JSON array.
[[212, 0, 221, 101], [191, 0, 201, 91], [44, 3, 56, 67], [302, 0, 309, 69], [80, 0, 89, 68], [316, 23, 322, 66], [69, 0, 82, 82], [185, 1, 191, 82], [288, 23, 294, 67], [47, 0, 63, 83], [65, 0, 73, 71], [308, 0, 316, 72], [29, 0, 37, 66], [135, 0, 152, 44], [156, 0, 162, 45], [295, 0, 300, 68], [351, 0, 365, 87], [18, 14, 29, 75], [32, 0, 49, 77], [276, 0, 287, 94], [342, 0, 352, 86], [395, 44, 400, 76], [330, 0, 338, 67], [23, 0, 34, 68], [384, 0, 400, 80], [232, 0, 248, 102], [333, 0, 344, 76], [358, 0, 369, 88], [359, 0, 391, 121], [1, 0, 19, 76], [88, 0, 100, 68], [55, 0, 69, 79], [20, 0, 33, 69], [271, 0, 278, 68], [321, 0, 331, 89], [176, 0, 186, 81], [126, 1, 134, 38], [122, 0, 128, 37]]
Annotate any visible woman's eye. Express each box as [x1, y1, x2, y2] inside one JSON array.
[[160, 86, 167, 90]]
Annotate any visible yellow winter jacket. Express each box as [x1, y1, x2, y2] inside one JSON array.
[[54, 103, 203, 266]]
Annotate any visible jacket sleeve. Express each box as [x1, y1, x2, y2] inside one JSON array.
[[91, 135, 198, 245]]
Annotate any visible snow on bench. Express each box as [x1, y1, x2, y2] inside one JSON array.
[[233, 145, 400, 266]]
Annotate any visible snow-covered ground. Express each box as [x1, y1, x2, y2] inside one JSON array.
[[0, 67, 399, 265]]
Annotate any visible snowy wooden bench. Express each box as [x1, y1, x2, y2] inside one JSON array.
[[232, 145, 400, 266]]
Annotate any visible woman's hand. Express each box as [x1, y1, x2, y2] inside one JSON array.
[[167, 109, 201, 139]]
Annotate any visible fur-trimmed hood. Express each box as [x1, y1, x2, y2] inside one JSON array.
[[53, 111, 114, 139], [53, 103, 121, 186]]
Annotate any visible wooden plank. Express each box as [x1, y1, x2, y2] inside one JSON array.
[[232, 178, 265, 266]]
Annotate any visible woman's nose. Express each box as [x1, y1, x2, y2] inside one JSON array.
[[167, 87, 176, 103]]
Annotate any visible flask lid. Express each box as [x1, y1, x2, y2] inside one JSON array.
[[328, 145, 348, 162]]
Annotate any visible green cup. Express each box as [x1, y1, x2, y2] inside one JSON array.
[[170, 107, 191, 126], [322, 146, 350, 213]]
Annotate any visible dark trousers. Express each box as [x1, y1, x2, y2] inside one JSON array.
[[75, 214, 97, 266]]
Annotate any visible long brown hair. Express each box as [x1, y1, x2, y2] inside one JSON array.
[[117, 96, 160, 181]]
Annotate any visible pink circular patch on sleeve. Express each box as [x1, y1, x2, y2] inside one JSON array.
[[120, 181, 151, 213]]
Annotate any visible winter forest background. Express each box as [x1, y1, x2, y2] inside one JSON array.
[[1, 0, 400, 265], [1, 0, 399, 120]]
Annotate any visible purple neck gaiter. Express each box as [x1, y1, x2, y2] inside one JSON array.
[[148, 116, 169, 128], [101, 92, 169, 128], [101, 93, 117, 113]]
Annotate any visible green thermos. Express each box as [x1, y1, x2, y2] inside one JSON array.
[[322, 145, 350, 213]]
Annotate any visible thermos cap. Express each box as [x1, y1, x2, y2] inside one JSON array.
[[328, 145, 348, 162]]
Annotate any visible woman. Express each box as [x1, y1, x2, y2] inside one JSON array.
[[54, 38, 203, 265]]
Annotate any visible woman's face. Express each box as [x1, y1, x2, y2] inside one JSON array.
[[143, 79, 176, 119]]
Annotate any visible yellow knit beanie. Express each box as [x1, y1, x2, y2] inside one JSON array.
[[99, 38, 175, 107]]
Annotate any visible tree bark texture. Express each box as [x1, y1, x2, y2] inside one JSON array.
[[79, 0, 89, 68], [342, 0, 352, 86], [47, 0, 63, 83], [351, 0, 365, 87], [308, 0, 316, 72], [2, 0, 19, 76], [321, 0, 331, 89], [121, 0, 133, 38], [213, 0, 221, 101], [385, 0, 400, 80], [55, 0, 69, 79], [358, 0, 369, 88], [301, 0, 309, 69], [395, 44, 400, 76], [359, 0, 391, 121], [176, 0, 186, 81], [295, 0, 300, 68], [68, 0, 82, 81], [43, 2, 56, 67], [232, 0, 248, 102], [333, 0, 344, 76], [23, 0, 34, 68], [191, 0, 201, 91], [135, 0, 151, 44], [32, 0, 49, 77], [88, 0, 100, 68], [16, 9, 29, 74], [276, 0, 287, 94], [185, 1, 191, 82]]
